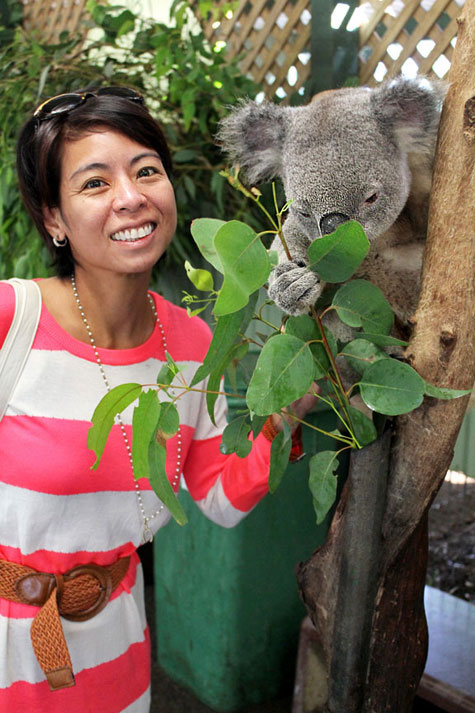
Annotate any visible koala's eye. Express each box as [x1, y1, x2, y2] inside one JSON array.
[[365, 193, 379, 205], [297, 209, 311, 219]]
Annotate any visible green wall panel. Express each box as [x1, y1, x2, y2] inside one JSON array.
[[153, 415, 337, 712]]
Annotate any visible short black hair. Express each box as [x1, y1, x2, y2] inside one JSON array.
[[17, 91, 173, 276]]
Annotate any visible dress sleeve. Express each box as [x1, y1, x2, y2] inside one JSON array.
[[0, 282, 15, 349], [181, 384, 272, 529]]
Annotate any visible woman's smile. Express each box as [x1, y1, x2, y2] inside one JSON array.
[[110, 221, 157, 242]]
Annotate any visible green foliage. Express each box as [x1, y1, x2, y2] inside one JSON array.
[[88, 382, 142, 467], [307, 220, 369, 282], [87, 172, 471, 526], [246, 334, 315, 416], [0, 0, 263, 279], [308, 450, 340, 524], [90, 187, 471, 525], [268, 421, 292, 493]]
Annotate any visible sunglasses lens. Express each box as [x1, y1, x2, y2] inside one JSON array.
[[34, 93, 87, 119]]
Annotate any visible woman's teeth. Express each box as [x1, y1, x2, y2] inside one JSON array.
[[111, 223, 155, 242]]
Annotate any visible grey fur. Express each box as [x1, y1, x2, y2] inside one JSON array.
[[218, 76, 446, 324]]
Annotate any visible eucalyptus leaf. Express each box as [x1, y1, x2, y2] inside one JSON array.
[[251, 413, 268, 439], [191, 292, 258, 387], [358, 333, 408, 348], [184, 260, 214, 292], [332, 280, 394, 335], [132, 389, 161, 480], [157, 401, 180, 438], [148, 440, 188, 526], [213, 221, 271, 316], [206, 341, 248, 424], [247, 333, 315, 416], [190, 218, 225, 272], [340, 339, 388, 375], [345, 405, 377, 447], [269, 422, 292, 493], [424, 383, 472, 400], [157, 363, 175, 387], [307, 221, 369, 282], [285, 314, 336, 379], [359, 359, 425, 416], [220, 415, 252, 458], [308, 451, 339, 524], [88, 383, 142, 469]]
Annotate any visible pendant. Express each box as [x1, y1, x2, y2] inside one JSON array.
[[142, 524, 154, 545]]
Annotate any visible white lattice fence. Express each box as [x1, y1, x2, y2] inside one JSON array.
[[358, 0, 465, 86], [200, 0, 465, 100], [200, 0, 313, 101], [21, 0, 465, 97]]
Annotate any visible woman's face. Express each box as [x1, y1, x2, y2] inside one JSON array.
[[44, 128, 177, 279]]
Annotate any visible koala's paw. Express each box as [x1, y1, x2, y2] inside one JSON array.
[[268, 263, 322, 316]]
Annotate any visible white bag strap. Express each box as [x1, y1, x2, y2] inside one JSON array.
[[0, 278, 42, 421]]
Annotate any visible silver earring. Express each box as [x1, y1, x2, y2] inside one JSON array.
[[53, 236, 68, 248]]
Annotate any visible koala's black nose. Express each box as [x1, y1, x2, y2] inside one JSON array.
[[320, 212, 350, 235]]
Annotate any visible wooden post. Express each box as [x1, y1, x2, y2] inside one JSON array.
[[297, 1, 475, 710]]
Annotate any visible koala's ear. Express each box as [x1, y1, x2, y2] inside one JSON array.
[[217, 101, 289, 184], [371, 76, 447, 154]]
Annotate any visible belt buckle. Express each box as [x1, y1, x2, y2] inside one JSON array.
[[60, 564, 113, 622]]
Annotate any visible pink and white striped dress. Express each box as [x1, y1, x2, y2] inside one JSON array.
[[0, 281, 271, 713]]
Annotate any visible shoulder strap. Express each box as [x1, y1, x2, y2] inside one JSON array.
[[0, 278, 42, 421]]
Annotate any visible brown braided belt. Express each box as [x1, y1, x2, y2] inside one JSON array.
[[0, 556, 131, 691]]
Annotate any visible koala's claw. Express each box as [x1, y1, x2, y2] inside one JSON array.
[[268, 263, 322, 316]]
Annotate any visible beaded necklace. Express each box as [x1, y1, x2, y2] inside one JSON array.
[[71, 274, 181, 544]]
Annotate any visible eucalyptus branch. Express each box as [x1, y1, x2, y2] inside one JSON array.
[[281, 411, 354, 446], [311, 306, 349, 408]]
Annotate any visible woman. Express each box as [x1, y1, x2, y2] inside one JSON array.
[[0, 88, 314, 712]]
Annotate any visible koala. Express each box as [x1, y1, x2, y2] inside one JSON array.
[[218, 76, 446, 335]]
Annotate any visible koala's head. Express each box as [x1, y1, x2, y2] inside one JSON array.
[[218, 76, 445, 242]]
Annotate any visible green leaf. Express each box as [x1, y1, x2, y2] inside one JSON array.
[[132, 389, 161, 480], [205, 341, 247, 424], [191, 292, 257, 387], [308, 451, 339, 524], [269, 422, 292, 493], [220, 415, 252, 458], [157, 363, 176, 387], [213, 221, 271, 316], [285, 314, 335, 379], [148, 440, 188, 526], [247, 333, 315, 416], [307, 221, 370, 282], [157, 401, 180, 438], [251, 413, 268, 439], [359, 360, 425, 416], [88, 383, 142, 469], [332, 280, 394, 335], [358, 333, 408, 348], [424, 383, 472, 400], [165, 351, 184, 377], [345, 405, 377, 447], [340, 338, 389, 375], [190, 218, 225, 272], [184, 260, 214, 291]]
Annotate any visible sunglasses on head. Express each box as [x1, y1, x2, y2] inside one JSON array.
[[33, 87, 144, 123]]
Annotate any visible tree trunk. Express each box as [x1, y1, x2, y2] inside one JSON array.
[[296, 2, 475, 710]]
